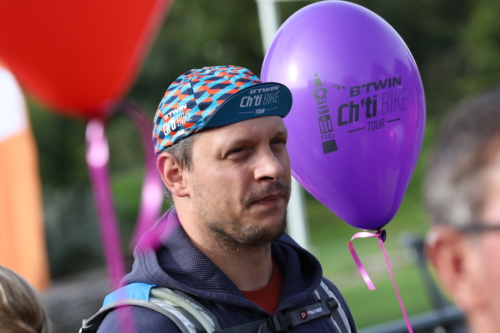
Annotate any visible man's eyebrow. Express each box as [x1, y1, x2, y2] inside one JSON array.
[[224, 137, 255, 148], [225, 129, 288, 147], [274, 129, 288, 137]]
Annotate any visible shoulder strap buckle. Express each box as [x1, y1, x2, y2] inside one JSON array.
[[269, 313, 288, 332], [326, 298, 338, 313]]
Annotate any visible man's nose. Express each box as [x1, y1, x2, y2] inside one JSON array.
[[254, 148, 284, 182]]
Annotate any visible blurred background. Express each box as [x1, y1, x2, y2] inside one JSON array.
[[10, 0, 500, 331]]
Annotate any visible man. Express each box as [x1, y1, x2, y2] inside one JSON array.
[[95, 66, 356, 332], [425, 86, 500, 333]]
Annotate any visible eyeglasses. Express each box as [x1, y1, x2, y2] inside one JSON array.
[[458, 224, 500, 233]]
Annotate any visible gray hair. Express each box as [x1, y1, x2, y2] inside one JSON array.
[[425, 86, 500, 228], [0, 266, 51, 333], [158, 134, 197, 206]]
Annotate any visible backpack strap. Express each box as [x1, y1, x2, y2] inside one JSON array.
[[82, 279, 352, 333], [164, 287, 220, 329], [314, 279, 352, 333], [214, 280, 345, 333], [263, 299, 338, 332], [150, 287, 219, 332], [216, 319, 267, 333], [212, 299, 336, 333], [80, 283, 219, 333], [79, 298, 192, 333]]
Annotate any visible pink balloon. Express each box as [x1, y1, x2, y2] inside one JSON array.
[[262, 1, 425, 230]]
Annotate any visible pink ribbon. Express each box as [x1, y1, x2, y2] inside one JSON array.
[[86, 119, 125, 290], [85, 103, 164, 333], [349, 230, 414, 333], [86, 119, 135, 333], [121, 102, 164, 249]]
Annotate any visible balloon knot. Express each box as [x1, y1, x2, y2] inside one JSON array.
[[377, 229, 387, 242]]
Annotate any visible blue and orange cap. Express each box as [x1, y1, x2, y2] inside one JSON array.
[[152, 65, 293, 154]]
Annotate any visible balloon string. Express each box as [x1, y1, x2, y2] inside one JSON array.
[[377, 233, 413, 333], [348, 231, 378, 290], [121, 101, 163, 249], [86, 119, 124, 289], [348, 230, 414, 333], [86, 119, 136, 333]]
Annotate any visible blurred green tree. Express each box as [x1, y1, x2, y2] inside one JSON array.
[[29, 0, 500, 278]]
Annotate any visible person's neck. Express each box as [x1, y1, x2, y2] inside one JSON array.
[[468, 309, 500, 333], [200, 240, 273, 291], [177, 210, 273, 291]]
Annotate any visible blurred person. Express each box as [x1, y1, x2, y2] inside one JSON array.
[[425, 86, 500, 333], [0, 265, 50, 333], [88, 66, 356, 333]]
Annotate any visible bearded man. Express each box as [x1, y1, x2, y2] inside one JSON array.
[[89, 66, 356, 333]]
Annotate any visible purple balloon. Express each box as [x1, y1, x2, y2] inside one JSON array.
[[262, 1, 425, 231]]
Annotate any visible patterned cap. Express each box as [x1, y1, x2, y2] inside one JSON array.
[[152, 65, 293, 154]]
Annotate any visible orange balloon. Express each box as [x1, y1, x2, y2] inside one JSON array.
[[0, 0, 172, 119]]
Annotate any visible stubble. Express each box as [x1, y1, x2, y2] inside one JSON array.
[[193, 180, 290, 252]]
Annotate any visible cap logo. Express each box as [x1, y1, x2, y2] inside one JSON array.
[[249, 85, 280, 94], [238, 86, 281, 113], [162, 110, 191, 135], [163, 104, 187, 120]]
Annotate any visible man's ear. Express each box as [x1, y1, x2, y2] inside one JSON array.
[[156, 153, 189, 198], [425, 225, 484, 311]]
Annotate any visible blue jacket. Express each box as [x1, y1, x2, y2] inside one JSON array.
[[97, 209, 357, 332]]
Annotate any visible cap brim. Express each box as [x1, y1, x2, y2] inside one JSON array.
[[202, 82, 292, 130]]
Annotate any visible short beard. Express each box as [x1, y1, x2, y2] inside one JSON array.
[[209, 211, 287, 251], [194, 180, 290, 252]]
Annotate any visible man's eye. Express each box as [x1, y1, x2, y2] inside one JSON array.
[[229, 147, 244, 154], [272, 139, 286, 145]]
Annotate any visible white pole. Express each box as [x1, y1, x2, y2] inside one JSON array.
[[256, 0, 280, 54], [255, 0, 310, 250], [287, 178, 310, 250]]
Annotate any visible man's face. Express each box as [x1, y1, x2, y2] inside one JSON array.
[[468, 153, 500, 324], [184, 116, 291, 248], [428, 151, 500, 333]]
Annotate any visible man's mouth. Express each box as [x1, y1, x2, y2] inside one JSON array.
[[252, 192, 284, 205], [242, 181, 290, 207]]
